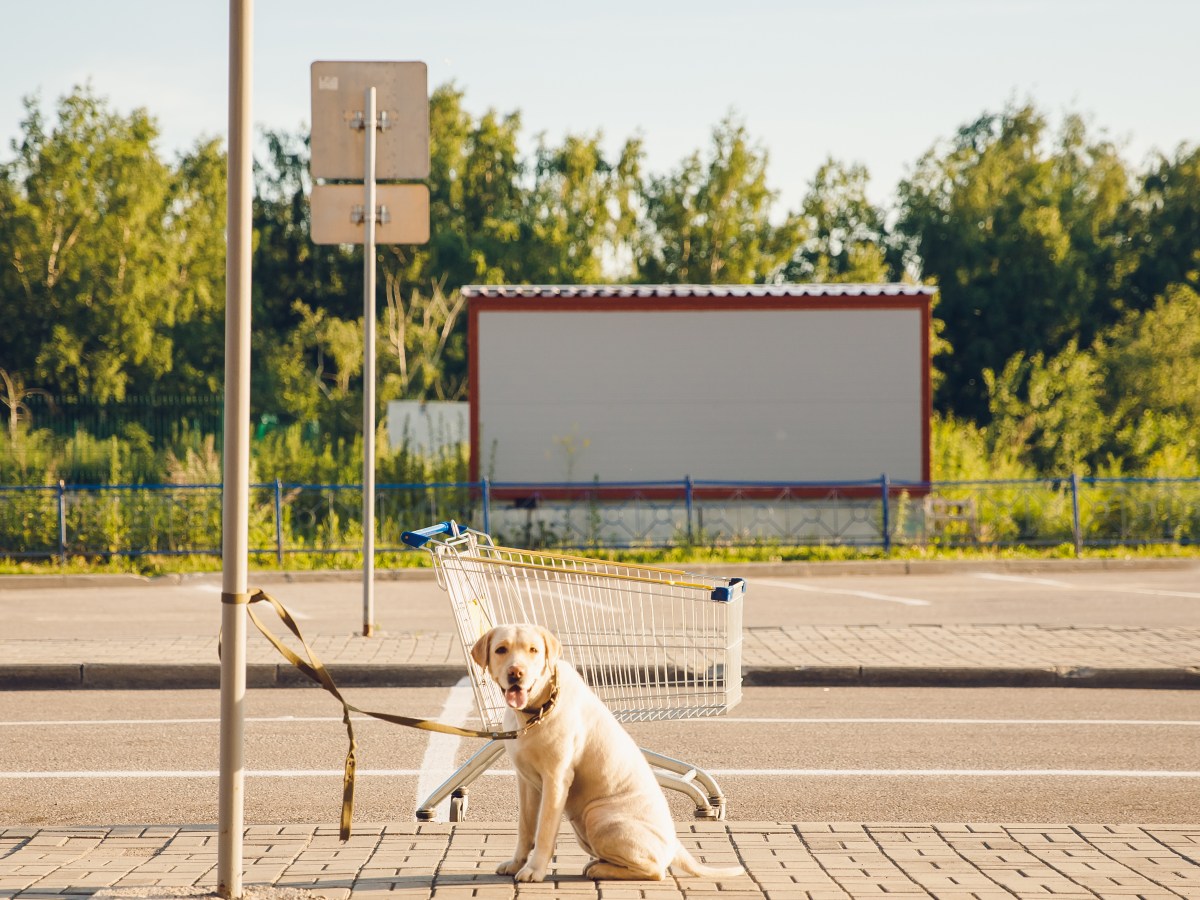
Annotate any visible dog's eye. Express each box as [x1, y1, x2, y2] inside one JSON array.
[[494, 646, 508, 655], [529, 646, 539, 654]]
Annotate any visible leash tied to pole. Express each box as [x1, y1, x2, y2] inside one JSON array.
[[219, 588, 556, 840]]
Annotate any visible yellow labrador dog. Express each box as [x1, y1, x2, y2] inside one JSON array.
[[471, 623, 745, 883]]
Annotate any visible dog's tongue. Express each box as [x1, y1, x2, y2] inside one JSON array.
[[505, 685, 528, 709]]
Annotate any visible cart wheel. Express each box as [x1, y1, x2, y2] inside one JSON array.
[[449, 789, 469, 822], [693, 799, 727, 820]]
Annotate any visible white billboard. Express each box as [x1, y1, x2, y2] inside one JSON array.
[[466, 285, 934, 489]]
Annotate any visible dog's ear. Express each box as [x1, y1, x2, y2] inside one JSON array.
[[470, 628, 494, 670], [538, 626, 562, 667]]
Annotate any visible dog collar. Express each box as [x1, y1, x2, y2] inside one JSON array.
[[518, 672, 559, 730]]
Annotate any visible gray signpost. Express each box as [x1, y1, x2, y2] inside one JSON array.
[[310, 61, 429, 636]]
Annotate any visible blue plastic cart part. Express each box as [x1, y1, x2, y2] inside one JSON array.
[[401, 521, 461, 549]]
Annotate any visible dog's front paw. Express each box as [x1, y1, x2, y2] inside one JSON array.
[[495, 858, 525, 876], [515, 864, 546, 882]]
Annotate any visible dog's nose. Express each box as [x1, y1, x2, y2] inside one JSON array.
[[507, 664, 524, 683]]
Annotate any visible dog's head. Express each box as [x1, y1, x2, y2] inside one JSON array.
[[470, 624, 562, 711]]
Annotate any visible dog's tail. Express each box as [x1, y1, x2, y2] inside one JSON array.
[[669, 844, 745, 879]]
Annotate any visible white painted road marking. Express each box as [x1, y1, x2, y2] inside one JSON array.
[[4, 716, 1197, 728], [973, 573, 1071, 587], [0, 715, 455, 727], [414, 675, 476, 821], [0, 720, 458, 734], [757, 579, 931, 607], [3, 768, 1200, 779], [972, 571, 1200, 599], [715, 717, 1200, 727]]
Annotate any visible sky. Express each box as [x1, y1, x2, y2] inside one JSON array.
[[2, 0, 1197, 212]]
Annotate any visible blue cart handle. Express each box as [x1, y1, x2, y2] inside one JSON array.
[[401, 521, 460, 548]]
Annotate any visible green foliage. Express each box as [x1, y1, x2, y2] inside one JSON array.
[[637, 115, 801, 283], [1092, 283, 1200, 474], [1100, 283, 1200, 422], [380, 282, 468, 402], [930, 413, 1033, 482], [524, 133, 641, 284], [785, 158, 897, 283], [1124, 145, 1200, 312], [0, 423, 57, 484], [2, 84, 1198, 495], [898, 104, 1132, 422], [160, 139, 228, 395], [0, 86, 208, 400], [935, 283, 1200, 480], [983, 339, 1107, 475]]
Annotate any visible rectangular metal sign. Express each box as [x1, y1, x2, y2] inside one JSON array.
[[311, 61, 430, 181], [310, 183, 430, 245]]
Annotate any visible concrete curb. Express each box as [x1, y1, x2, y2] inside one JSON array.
[[744, 664, 1200, 689], [0, 663, 466, 691], [4, 662, 1198, 691]]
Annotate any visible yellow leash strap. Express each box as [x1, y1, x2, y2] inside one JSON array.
[[221, 588, 557, 840]]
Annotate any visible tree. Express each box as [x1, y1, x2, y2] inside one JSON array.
[[637, 115, 801, 284], [1099, 283, 1200, 468], [0, 86, 181, 400], [983, 340, 1107, 475], [260, 301, 363, 432], [252, 129, 359, 334], [0, 367, 53, 439], [456, 105, 526, 284], [157, 138, 228, 396], [1124, 145, 1200, 313], [381, 281, 468, 401], [897, 103, 1132, 422], [785, 158, 895, 283], [522, 132, 643, 284]]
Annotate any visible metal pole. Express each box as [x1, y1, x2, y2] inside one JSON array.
[[481, 476, 491, 535], [880, 473, 892, 554], [57, 480, 67, 564], [218, 1, 252, 896], [1070, 472, 1083, 558], [684, 475, 694, 545], [362, 86, 378, 637], [274, 477, 284, 568]]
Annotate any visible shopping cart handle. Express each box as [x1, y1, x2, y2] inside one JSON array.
[[710, 577, 746, 602], [401, 521, 460, 548]]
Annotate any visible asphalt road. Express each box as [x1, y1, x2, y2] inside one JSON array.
[[4, 564, 1200, 641], [3, 685, 1197, 827]]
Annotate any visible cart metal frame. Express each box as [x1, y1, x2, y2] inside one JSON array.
[[401, 521, 745, 821]]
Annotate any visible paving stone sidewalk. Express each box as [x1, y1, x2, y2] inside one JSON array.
[[3, 821, 1200, 899], [3, 623, 1200, 690]]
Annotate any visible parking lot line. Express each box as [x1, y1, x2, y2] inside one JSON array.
[[757, 579, 931, 606], [5, 715, 1198, 728], [4, 767, 1200, 779]]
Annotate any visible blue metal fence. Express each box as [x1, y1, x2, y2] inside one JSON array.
[[1, 475, 1198, 562]]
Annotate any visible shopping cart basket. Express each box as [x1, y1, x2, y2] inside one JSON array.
[[401, 521, 745, 821]]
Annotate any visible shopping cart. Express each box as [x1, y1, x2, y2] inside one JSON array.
[[401, 521, 745, 822]]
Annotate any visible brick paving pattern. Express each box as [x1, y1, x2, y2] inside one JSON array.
[[3, 823, 1199, 899]]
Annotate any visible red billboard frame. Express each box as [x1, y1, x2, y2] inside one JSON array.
[[466, 286, 934, 500]]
